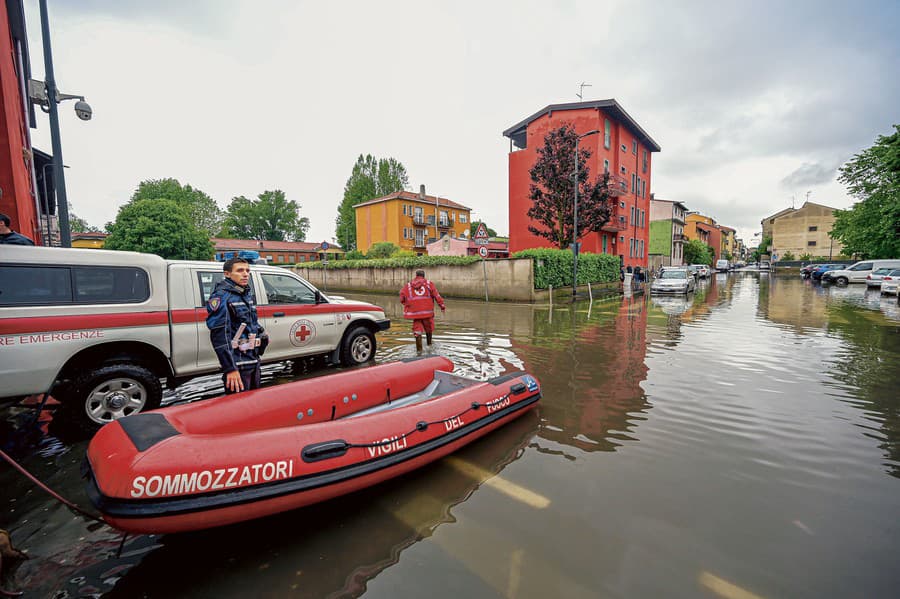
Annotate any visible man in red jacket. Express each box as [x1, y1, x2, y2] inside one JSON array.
[[400, 269, 445, 351]]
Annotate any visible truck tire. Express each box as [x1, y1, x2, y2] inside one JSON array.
[[341, 326, 376, 366], [57, 364, 163, 432]]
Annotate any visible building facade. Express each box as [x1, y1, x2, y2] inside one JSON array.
[[684, 213, 721, 262], [426, 233, 509, 258], [649, 198, 688, 266], [212, 238, 342, 265], [763, 201, 843, 260], [502, 100, 660, 269], [719, 226, 736, 261], [354, 186, 471, 255]]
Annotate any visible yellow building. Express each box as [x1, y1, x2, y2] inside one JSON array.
[[763, 201, 843, 259], [355, 186, 472, 254], [71, 232, 107, 248], [720, 226, 736, 260]]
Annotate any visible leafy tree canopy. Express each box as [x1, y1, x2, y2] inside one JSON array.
[[527, 124, 613, 249], [105, 198, 214, 259], [130, 178, 222, 234], [684, 239, 714, 265], [832, 125, 900, 259], [469, 220, 497, 238], [220, 190, 310, 241], [336, 155, 409, 251]]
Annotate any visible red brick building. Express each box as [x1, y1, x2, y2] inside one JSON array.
[[212, 238, 343, 265], [502, 100, 660, 269]]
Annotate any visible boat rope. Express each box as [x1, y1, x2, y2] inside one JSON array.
[[0, 448, 105, 525], [344, 393, 513, 450]]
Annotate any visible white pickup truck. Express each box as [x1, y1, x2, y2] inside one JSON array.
[[0, 246, 390, 430]]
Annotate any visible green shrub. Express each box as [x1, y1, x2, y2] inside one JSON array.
[[512, 248, 620, 289], [367, 242, 399, 259], [302, 255, 481, 270], [344, 249, 365, 260], [799, 253, 813, 261], [781, 251, 796, 261]]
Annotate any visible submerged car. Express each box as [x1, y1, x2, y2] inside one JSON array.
[[688, 264, 709, 278], [811, 264, 844, 281], [651, 268, 696, 295], [866, 267, 896, 288]]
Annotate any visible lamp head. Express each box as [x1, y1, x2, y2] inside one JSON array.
[[74, 100, 92, 121]]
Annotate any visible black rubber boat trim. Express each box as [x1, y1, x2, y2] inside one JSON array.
[[86, 392, 540, 519]]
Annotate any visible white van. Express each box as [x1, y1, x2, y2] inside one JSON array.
[[822, 259, 900, 285], [715, 259, 730, 272]]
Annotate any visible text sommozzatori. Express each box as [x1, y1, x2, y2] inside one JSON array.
[[131, 460, 293, 498]]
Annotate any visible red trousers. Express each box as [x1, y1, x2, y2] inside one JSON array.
[[411, 317, 435, 336]]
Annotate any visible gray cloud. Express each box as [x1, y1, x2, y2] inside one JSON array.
[[780, 162, 839, 189]]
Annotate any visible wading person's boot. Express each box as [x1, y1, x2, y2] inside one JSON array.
[[426, 332, 433, 346], [415, 336, 423, 352]]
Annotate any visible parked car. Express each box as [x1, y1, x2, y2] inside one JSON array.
[[0, 246, 391, 430], [823, 259, 900, 285], [715, 259, 731, 272], [811, 264, 844, 281], [650, 268, 696, 295], [879, 269, 900, 295], [866, 267, 897, 288], [800, 264, 816, 278], [688, 264, 709, 278]]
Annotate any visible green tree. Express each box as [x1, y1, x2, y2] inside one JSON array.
[[366, 241, 400, 259], [130, 178, 222, 234], [781, 251, 796, 261], [832, 125, 900, 259], [105, 198, 214, 259], [220, 189, 310, 241], [335, 155, 409, 251], [68, 203, 100, 233], [684, 239, 713, 265], [528, 124, 613, 249], [469, 220, 498, 238]]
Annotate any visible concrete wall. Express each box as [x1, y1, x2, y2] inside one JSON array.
[[292, 258, 540, 302]]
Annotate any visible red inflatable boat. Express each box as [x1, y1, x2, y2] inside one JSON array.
[[84, 356, 541, 534]]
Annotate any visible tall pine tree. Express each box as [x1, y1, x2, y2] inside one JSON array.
[[335, 155, 409, 250]]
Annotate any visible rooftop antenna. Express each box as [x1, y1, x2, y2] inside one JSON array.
[[805, 190, 811, 204], [791, 195, 795, 209], [577, 82, 592, 100]]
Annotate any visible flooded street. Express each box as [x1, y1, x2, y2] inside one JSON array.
[[2, 272, 899, 598]]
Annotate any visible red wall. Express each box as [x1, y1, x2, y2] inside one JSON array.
[[508, 107, 653, 269], [0, 7, 37, 242]]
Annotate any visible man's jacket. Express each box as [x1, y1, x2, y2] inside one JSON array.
[[0, 231, 35, 245], [206, 278, 267, 372], [400, 276, 445, 320]]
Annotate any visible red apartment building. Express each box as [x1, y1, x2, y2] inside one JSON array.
[[502, 100, 660, 269]]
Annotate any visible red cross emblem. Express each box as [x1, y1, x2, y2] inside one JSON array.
[[289, 319, 316, 347], [295, 325, 311, 341]]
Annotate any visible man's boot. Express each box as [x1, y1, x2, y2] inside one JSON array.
[[426, 332, 433, 346], [415, 336, 423, 352]]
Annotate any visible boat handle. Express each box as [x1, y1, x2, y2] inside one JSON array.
[[273, 311, 286, 318], [510, 383, 527, 395], [302, 440, 350, 463]]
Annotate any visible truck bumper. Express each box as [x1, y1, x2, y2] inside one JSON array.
[[375, 319, 391, 331]]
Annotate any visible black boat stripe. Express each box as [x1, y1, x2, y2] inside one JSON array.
[[86, 392, 541, 519]]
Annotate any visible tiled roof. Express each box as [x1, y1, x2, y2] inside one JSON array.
[[354, 191, 471, 211], [211, 238, 342, 252]]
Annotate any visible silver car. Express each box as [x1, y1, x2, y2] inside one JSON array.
[[879, 269, 900, 295], [866, 267, 896, 288], [651, 268, 696, 295]]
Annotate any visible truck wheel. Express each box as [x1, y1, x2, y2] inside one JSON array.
[[58, 364, 163, 431], [341, 326, 376, 366]]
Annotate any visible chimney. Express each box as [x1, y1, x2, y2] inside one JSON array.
[[419, 184, 426, 201]]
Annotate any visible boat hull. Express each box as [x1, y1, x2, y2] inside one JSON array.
[[85, 357, 541, 534]]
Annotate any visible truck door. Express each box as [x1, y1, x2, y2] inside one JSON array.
[[192, 268, 263, 373], [255, 271, 338, 361]]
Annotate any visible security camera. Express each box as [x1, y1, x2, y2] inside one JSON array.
[[74, 100, 92, 121]]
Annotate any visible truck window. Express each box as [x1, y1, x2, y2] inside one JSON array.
[[261, 273, 317, 305], [72, 267, 150, 303], [0, 265, 72, 305], [197, 271, 257, 306]]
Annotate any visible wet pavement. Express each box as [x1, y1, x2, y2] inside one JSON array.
[[2, 272, 899, 598]]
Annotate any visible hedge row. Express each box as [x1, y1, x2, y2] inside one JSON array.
[[512, 248, 620, 289], [300, 255, 481, 270]]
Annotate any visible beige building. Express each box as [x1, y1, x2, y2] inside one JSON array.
[[761, 201, 843, 260]]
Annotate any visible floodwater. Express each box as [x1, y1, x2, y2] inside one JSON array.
[[2, 272, 899, 598]]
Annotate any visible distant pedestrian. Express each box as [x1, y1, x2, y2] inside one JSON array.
[[400, 269, 445, 351], [0, 212, 35, 245]]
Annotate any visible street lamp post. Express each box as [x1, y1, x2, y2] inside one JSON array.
[[36, 0, 92, 248], [572, 129, 600, 299]]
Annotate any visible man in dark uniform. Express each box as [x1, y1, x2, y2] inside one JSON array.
[[0, 212, 35, 245], [206, 257, 268, 393]]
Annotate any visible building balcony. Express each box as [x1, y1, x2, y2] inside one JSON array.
[[602, 205, 628, 232], [413, 215, 426, 226], [607, 174, 629, 197], [438, 218, 454, 229], [413, 239, 426, 248], [674, 233, 688, 242]]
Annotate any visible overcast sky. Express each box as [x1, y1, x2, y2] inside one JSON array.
[[24, 0, 900, 246]]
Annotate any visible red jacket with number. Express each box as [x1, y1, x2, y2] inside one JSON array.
[[400, 276, 445, 320]]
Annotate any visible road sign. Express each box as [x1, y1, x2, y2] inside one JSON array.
[[321, 240, 329, 251], [473, 223, 489, 240], [478, 246, 488, 258]]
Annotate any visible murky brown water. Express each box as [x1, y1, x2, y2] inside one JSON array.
[[2, 272, 899, 598]]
